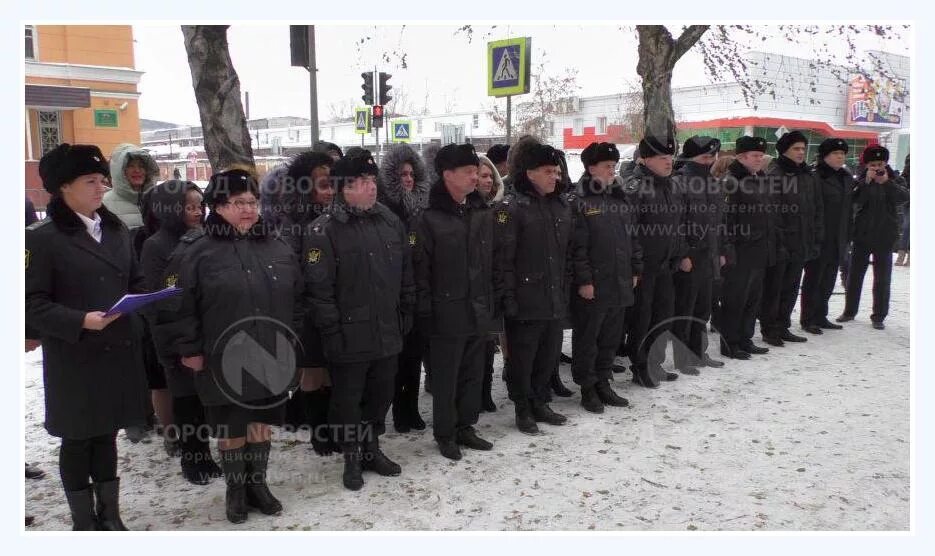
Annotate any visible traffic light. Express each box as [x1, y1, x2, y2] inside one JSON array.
[[378, 72, 393, 105], [372, 105, 384, 128], [361, 72, 375, 105]]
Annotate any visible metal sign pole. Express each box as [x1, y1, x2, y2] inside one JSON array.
[[307, 26, 320, 147], [506, 95, 512, 145]]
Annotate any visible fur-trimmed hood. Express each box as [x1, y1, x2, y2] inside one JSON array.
[[102, 144, 159, 229], [477, 154, 504, 204], [378, 144, 430, 220], [421, 143, 442, 186]]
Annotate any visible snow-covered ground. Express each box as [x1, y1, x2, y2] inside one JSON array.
[[23, 263, 910, 531]]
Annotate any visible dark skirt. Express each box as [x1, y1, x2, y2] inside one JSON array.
[[203, 396, 287, 439]]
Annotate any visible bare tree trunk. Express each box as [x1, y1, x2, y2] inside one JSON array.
[[636, 25, 709, 141], [181, 25, 254, 174]]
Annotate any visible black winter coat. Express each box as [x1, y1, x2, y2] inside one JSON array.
[[174, 212, 304, 407], [814, 161, 855, 263], [766, 156, 824, 262], [569, 174, 643, 309], [413, 182, 499, 337], [673, 161, 726, 276], [140, 181, 204, 397], [622, 163, 688, 274], [851, 167, 910, 251], [496, 176, 574, 321], [721, 159, 785, 269], [25, 198, 148, 439], [301, 201, 414, 364]]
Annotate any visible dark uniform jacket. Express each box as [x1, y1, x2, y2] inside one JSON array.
[[140, 181, 204, 396], [673, 161, 725, 277], [301, 200, 414, 364], [496, 175, 574, 321], [622, 163, 688, 274], [766, 156, 824, 262], [174, 212, 304, 407], [814, 161, 855, 263], [570, 174, 643, 309], [851, 166, 910, 251], [721, 159, 785, 269], [25, 198, 148, 439], [413, 181, 499, 337]]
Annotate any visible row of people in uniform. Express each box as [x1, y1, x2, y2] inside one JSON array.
[[25, 131, 907, 529]]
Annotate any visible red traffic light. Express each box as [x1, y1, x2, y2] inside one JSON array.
[[372, 105, 384, 117]]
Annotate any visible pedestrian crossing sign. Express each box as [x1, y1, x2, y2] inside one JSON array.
[[487, 37, 531, 97], [355, 107, 371, 135], [392, 120, 412, 143]]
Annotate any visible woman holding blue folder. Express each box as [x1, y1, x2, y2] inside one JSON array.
[[25, 144, 147, 530]]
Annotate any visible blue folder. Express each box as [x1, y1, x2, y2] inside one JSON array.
[[103, 286, 182, 317]]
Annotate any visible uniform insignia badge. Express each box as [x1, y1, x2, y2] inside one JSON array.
[[25, 249, 30, 270], [408, 232, 417, 247], [307, 248, 322, 264], [497, 211, 509, 224], [585, 207, 602, 216], [165, 274, 178, 288]]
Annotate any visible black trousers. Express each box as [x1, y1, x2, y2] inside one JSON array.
[[720, 260, 766, 346], [844, 243, 894, 323], [394, 327, 426, 407], [329, 356, 397, 445], [506, 319, 563, 409], [571, 303, 626, 388], [710, 278, 723, 331], [760, 258, 805, 337], [673, 265, 714, 366], [429, 335, 486, 441], [800, 257, 840, 326], [59, 433, 118, 492], [626, 270, 675, 370]]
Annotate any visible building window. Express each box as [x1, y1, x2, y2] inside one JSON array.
[[573, 118, 584, 135], [25, 26, 36, 60], [546, 120, 555, 137], [472, 114, 479, 129], [417, 119, 423, 133], [38, 111, 61, 156], [597, 117, 607, 134]]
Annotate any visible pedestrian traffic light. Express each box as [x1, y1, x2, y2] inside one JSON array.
[[378, 72, 393, 105], [372, 104, 384, 129], [361, 72, 375, 106]]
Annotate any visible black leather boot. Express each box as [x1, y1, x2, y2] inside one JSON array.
[[93, 478, 128, 531], [64, 487, 98, 531], [341, 443, 364, 491], [361, 437, 402, 476], [244, 441, 283, 515], [219, 447, 248, 524]]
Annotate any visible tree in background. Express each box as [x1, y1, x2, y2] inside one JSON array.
[[181, 25, 255, 173]]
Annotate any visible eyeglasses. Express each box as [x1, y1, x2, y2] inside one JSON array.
[[226, 199, 259, 210]]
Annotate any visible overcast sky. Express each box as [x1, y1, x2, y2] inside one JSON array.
[[133, 24, 912, 127]]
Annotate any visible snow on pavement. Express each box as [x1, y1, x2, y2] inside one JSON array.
[[23, 264, 910, 531]]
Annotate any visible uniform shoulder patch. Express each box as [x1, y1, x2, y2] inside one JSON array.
[[496, 210, 510, 225], [306, 247, 322, 264], [408, 231, 417, 247], [165, 273, 179, 288]]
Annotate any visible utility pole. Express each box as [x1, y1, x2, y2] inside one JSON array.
[[307, 26, 320, 147], [373, 66, 380, 163]]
